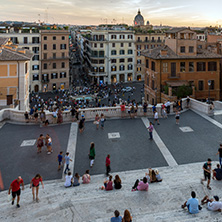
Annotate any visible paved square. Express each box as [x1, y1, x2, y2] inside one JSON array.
[[108, 132, 120, 139], [20, 139, 36, 147], [179, 126, 194, 132]]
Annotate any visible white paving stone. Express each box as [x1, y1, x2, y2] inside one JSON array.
[[108, 132, 120, 139], [20, 139, 36, 147], [179, 126, 194, 132]]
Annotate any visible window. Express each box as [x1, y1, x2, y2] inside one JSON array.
[[94, 43, 97, 48], [209, 80, 215, 90], [162, 63, 168, 72], [25, 63, 28, 73], [43, 63, 47, 69], [99, 67, 104, 72], [60, 44, 66, 50], [111, 35, 116, 39], [120, 50, 125, 55], [51, 73, 58, 79], [52, 63, 56, 69], [99, 35, 104, 41], [128, 35, 133, 39], [129, 43, 132, 47], [100, 43, 103, 48], [43, 53, 47, 59], [180, 62, 186, 72], [91, 59, 98, 64], [120, 43, 124, 47], [119, 65, 125, 71], [120, 58, 124, 63], [53, 36, 56, 40], [180, 46, 185, 53], [44, 44, 47, 50], [137, 37, 141, 42], [128, 58, 133, 62], [144, 45, 149, 50], [145, 37, 148, 42], [151, 37, 155, 42], [53, 53, 56, 59], [32, 47, 39, 53], [152, 80, 155, 90], [198, 80, 204, 90], [44, 36, 47, 40], [33, 75, 39, 81], [61, 62, 65, 68], [146, 76, 149, 86], [128, 50, 133, 54], [137, 67, 141, 72], [111, 50, 116, 55], [146, 59, 149, 68], [24, 37, 28, 44], [93, 67, 98, 72], [189, 46, 194, 53], [32, 37, 39, 44], [99, 60, 104, 64], [197, 62, 206, 71], [32, 55, 39, 61], [120, 35, 125, 39], [62, 52, 65, 58], [112, 43, 115, 47], [53, 44, 56, 50], [92, 51, 98, 57], [171, 63, 176, 77], [137, 51, 141, 56], [189, 62, 194, 72], [60, 72, 66, 78], [111, 59, 116, 63], [157, 37, 161, 42], [137, 59, 141, 64], [128, 64, 133, 70], [99, 51, 104, 57], [151, 61, 155, 71], [62, 36, 65, 40], [208, 62, 217, 71], [137, 45, 141, 50], [111, 65, 116, 72], [42, 74, 49, 81], [198, 45, 202, 49]]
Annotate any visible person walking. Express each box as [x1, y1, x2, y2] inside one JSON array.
[[94, 114, 100, 130], [57, 151, 64, 171], [8, 176, 24, 208], [106, 154, 111, 176], [153, 110, 160, 125], [201, 158, 212, 190], [147, 122, 154, 140], [175, 111, 180, 125], [216, 144, 222, 167], [30, 174, 44, 202], [79, 115, 85, 133], [89, 142, 95, 168], [45, 134, 52, 154], [100, 113, 105, 129], [64, 152, 72, 174]]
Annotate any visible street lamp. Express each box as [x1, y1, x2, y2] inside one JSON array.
[[155, 88, 157, 105], [208, 80, 211, 104]]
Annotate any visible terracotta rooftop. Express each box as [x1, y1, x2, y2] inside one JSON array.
[[0, 37, 10, 46], [142, 45, 222, 59]]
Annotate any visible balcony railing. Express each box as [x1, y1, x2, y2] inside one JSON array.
[[41, 79, 49, 83], [168, 73, 180, 79]]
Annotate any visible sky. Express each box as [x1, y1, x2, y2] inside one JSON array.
[[0, 0, 221, 27]]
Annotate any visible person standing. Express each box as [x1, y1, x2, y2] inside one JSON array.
[[64, 152, 72, 174], [143, 102, 148, 116], [89, 142, 95, 168], [100, 113, 105, 129], [186, 96, 190, 108], [216, 144, 222, 167], [120, 102, 126, 118], [79, 115, 85, 133], [147, 122, 154, 140], [36, 134, 44, 153], [57, 109, 63, 124], [95, 114, 100, 130], [175, 111, 180, 125], [30, 174, 44, 202], [57, 151, 64, 171], [8, 176, 24, 208], [153, 110, 160, 125], [106, 154, 111, 176], [45, 134, 52, 154], [201, 158, 212, 190]]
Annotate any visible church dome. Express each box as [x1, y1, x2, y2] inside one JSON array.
[[134, 9, 144, 26]]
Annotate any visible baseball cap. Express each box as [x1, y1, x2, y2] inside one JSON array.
[[214, 196, 219, 201]]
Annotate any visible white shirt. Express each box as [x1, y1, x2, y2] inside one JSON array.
[[207, 201, 222, 211], [64, 175, 72, 187], [154, 112, 158, 119]]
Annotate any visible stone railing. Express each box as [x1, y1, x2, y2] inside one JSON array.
[[0, 98, 215, 123]]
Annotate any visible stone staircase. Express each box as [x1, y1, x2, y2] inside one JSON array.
[[0, 162, 222, 222]]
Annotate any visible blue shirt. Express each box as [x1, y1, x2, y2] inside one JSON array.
[[111, 216, 122, 222], [186, 198, 199, 214], [58, 154, 63, 162], [65, 156, 70, 164]]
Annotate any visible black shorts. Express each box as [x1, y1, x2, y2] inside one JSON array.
[[204, 173, 211, 180], [12, 189, 21, 198], [176, 116, 179, 120], [32, 184, 39, 187], [58, 161, 62, 165]]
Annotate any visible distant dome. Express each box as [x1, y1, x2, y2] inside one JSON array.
[[134, 9, 144, 26]]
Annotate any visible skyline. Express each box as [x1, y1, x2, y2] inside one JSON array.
[[0, 0, 222, 27]]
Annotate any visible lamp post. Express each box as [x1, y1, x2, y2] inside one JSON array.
[[155, 88, 157, 105], [208, 80, 211, 104]]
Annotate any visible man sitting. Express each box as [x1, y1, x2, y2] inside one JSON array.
[[181, 191, 200, 214], [213, 164, 222, 181], [201, 195, 222, 212]]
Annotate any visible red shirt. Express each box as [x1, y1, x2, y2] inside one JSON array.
[[106, 157, 110, 167], [32, 177, 42, 186], [11, 179, 24, 192], [120, 105, 125, 111]]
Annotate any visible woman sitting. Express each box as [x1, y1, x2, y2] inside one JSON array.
[[64, 172, 73, 188], [114, 175, 122, 189], [104, 175, 113, 191], [155, 169, 162, 182], [150, 169, 157, 183], [82, 170, 91, 184], [132, 177, 149, 191], [122, 209, 132, 222], [73, 173, 80, 186]]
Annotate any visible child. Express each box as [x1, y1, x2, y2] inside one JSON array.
[[57, 151, 63, 171]]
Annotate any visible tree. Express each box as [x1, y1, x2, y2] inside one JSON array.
[[174, 85, 192, 99]]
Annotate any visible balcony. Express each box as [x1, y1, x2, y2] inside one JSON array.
[[151, 40, 156, 43], [144, 40, 149, 42], [136, 40, 142, 42], [168, 73, 180, 79], [42, 79, 49, 83]]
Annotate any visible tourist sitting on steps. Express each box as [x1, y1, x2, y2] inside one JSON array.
[[131, 177, 149, 191], [201, 195, 222, 212]]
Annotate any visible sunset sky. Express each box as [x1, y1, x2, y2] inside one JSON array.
[[0, 0, 221, 27]]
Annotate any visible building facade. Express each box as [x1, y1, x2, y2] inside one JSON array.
[[0, 38, 33, 110], [40, 30, 69, 91], [143, 28, 222, 104]]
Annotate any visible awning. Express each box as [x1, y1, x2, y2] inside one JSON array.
[[166, 81, 188, 87]]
